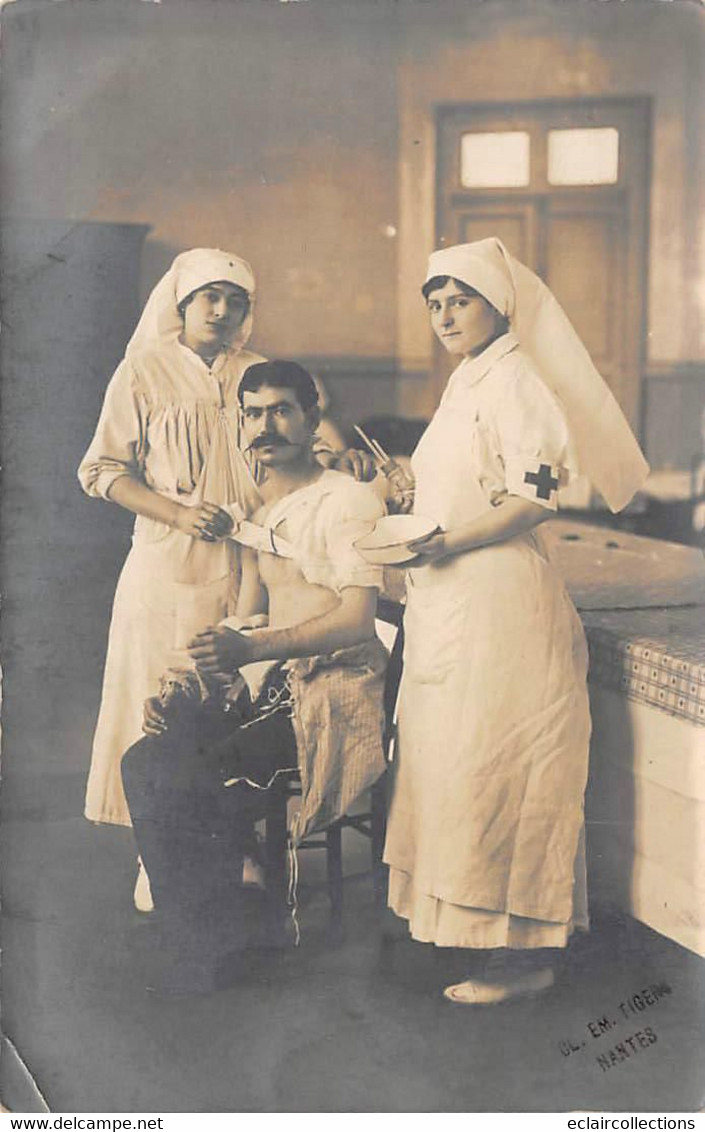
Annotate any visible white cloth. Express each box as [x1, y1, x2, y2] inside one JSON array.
[[79, 250, 263, 826], [262, 470, 385, 593], [383, 338, 592, 947], [388, 856, 587, 949], [425, 238, 648, 513]]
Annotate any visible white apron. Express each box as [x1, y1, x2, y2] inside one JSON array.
[[383, 360, 591, 946], [84, 405, 261, 827]]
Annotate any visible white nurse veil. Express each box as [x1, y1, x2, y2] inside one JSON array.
[[126, 247, 257, 357], [425, 238, 649, 513]]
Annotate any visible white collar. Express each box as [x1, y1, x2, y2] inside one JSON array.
[[447, 332, 519, 392], [175, 339, 235, 375], [265, 469, 344, 528]]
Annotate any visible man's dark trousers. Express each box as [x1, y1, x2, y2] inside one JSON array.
[[121, 681, 297, 969]]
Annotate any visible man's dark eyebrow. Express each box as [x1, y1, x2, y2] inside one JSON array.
[[243, 400, 294, 412]]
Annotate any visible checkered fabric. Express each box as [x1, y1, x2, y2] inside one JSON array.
[[287, 637, 388, 841], [583, 608, 705, 726]]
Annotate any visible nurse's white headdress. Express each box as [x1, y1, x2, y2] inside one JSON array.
[[425, 238, 649, 513], [126, 247, 256, 356]]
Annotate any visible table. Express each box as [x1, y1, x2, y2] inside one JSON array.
[[545, 522, 705, 954]]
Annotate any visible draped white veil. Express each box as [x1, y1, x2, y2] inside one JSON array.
[[425, 238, 649, 513], [126, 247, 256, 357]]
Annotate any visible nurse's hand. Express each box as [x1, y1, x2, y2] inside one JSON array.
[[173, 501, 234, 542], [389, 488, 415, 515], [407, 530, 449, 565], [188, 624, 255, 675], [328, 448, 377, 482]]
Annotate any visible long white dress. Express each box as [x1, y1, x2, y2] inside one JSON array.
[[79, 339, 264, 825], [384, 333, 591, 949]]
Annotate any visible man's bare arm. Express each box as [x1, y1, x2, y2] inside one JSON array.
[[188, 586, 377, 675], [235, 546, 268, 622]]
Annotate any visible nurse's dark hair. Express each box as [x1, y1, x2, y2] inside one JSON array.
[[238, 360, 320, 413], [422, 274, 472, 300], [422, 274, 510, 335], [177, 281, 251, 319]]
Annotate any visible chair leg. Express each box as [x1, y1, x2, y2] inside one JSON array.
[[264, 788, 289, 946], [326, 822, 344, 938], [371, 777, 388, 909]]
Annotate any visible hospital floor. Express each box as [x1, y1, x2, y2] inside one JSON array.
[[1, 768, 704, 1114]]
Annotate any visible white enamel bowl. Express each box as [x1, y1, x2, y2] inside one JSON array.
[[354, 514, 440, 566]]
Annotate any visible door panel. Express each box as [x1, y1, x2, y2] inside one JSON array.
[[457, 199, 538, 265], [543, 208, 623, 380]]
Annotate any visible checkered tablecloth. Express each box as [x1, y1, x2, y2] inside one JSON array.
[[583, 608, 705, 725]]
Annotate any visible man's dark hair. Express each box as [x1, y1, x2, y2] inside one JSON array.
[[238, 360, 320, 412]]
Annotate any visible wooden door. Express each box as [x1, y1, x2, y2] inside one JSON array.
[[435, 99, 650, 431]]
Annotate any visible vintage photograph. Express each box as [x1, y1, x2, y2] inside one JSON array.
[[1, 0, 704, 1114]]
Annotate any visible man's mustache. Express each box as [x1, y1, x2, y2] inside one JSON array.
[[246, 435, 292, 451]]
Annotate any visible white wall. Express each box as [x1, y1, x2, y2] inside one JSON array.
[[1, 0, 399, 359]]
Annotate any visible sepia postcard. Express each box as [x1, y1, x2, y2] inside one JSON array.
[[1, 0, 704, 1116]]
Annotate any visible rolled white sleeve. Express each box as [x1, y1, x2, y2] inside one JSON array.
[[77, 359, 147, 500], [494, 369, 572, 512], [324, 490, 386, 591]]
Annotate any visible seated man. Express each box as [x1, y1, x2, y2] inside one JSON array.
[[121, 360, 388, 992]]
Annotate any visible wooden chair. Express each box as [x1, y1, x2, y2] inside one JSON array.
[[264, 597, 404, 940]]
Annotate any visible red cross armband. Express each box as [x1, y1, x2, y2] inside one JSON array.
[[506, 456, 562, 510]]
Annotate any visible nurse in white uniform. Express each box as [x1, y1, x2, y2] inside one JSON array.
[[383, 238, 648, 1004], [79, 249, 264, 832]]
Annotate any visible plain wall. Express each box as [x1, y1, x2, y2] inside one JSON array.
[[0, 0, 399, 362], [2, 0, 704, 459]]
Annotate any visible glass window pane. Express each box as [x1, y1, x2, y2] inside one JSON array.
[[460, 131, 530, 188], [547, 127, 619, 186]]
